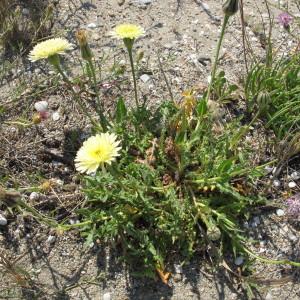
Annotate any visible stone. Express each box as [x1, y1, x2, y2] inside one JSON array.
[[0, 214, 7, 226], [273, 179, 281, 187], [174, 264, 183, 274], [140, 74, 151, 83], [34, 101, 48, 112], [47, 235, 56, 244], [135, 0, 152, 5], [22, 8, 30, 15], [103, 292, 111, 300], [288, 181, 297, 188], [87, 23, 97, 29], [52, 112, 60, 121], [29, 192, 40, 201], [234, 256, 244, 266], [118, 0, 125, 5], [291, 171, 300, 180], [276, 209, 285, 217]]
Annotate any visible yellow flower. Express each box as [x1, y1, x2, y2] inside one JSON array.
[[29, 38, 73, 62], [181, 89, 197, 115], [75, 133, 121, 174], [111, 24, 145, 40]]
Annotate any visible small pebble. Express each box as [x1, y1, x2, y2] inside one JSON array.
[[29, 192, 40, 201], [22, 8, 30, 15], [0, 214, 7, 226], [52, 112, 60, 121], [87, 23, 97, 29], [140, 74, 151, 83], [288, 181, 297, 188], [174, 264, 183, 274], [135, 0, 152, 5], [234, 256, 244, 266], [273, 179, 281, 187], [253, 216, 260, 225], [103, 292, 111, 300], [291, 171, 300, 180], [276, 209, 285, 217], [34, 101, 48, 112], [47, 235, 56, 244], [69, 219, 76, 225]]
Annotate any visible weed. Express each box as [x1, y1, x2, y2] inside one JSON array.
[[0, 0, 54, 56], [245, 52, 300, 138]]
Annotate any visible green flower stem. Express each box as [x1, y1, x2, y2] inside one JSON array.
[[87, 58, 109, 131], [124, 39, 139, 108], [230, 109, 261, 151], [15, 198, 57, 227], [243, 247, 300, 267], [48, 55, 99, 129], [206, 15, 230, 102], [59, 216, 110, 230]]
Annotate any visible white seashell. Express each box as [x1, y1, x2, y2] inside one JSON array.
[[34, 101, 48, 112]]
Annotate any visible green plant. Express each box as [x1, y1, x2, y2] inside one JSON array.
[[245, 52, 300, 138], [58, 97, 269, 277], [24, 5, 300, 281], [0, 0, 53, 55], [210, 70, 238, 103]]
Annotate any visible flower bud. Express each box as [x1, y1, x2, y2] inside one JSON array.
[[207, 225, 221, 241], [222, 0, 239, 17], [75, 29, 93, 60], [256, 91, 271, 112], [32, 113, 42, 124]]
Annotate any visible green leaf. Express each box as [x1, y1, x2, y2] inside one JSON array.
[[218, 158, 234, 173], [196, 99, 208, 117], [115, 97, 127, 123]]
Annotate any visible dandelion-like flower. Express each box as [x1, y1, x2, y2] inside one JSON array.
[[278, 12, 293, 29], [29, 38, 73, 62], [75, 133, 121, 174], [111, 24, 145, 40]]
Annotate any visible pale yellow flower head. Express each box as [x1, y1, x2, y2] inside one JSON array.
[[75, 133, 121, 174], [111, 24, 145, 40], [29, 38, 73, 62]]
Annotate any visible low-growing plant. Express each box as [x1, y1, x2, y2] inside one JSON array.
[[70, 98, 268, 277], [245, 52, 300, 138], [244, 8, 300, 139], [23, 0, 300, 280]]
